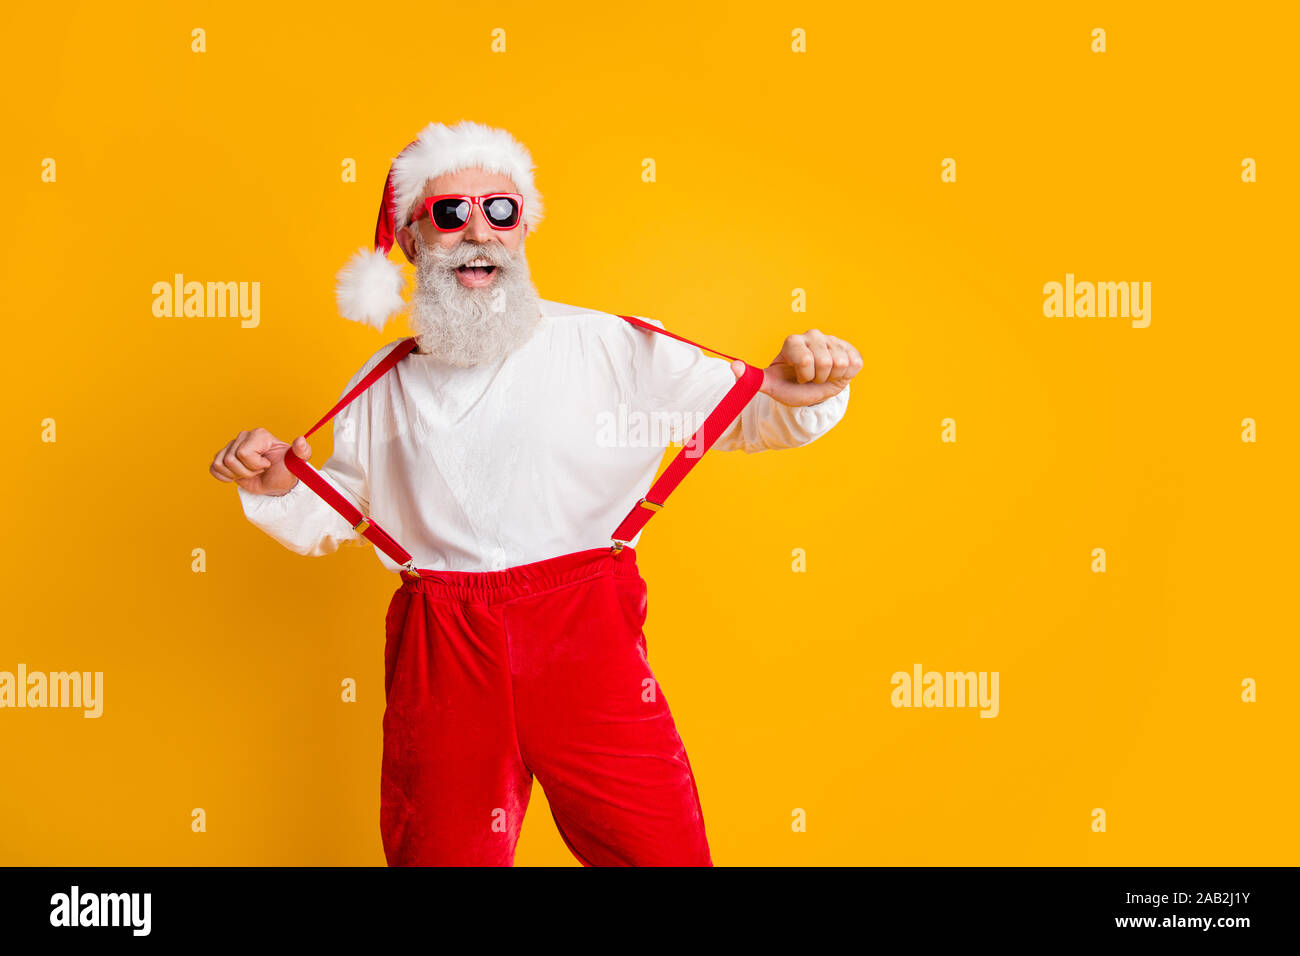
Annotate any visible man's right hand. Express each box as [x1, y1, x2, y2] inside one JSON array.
[[209, 428, 312, 497]]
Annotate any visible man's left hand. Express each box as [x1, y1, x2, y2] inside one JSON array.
[[731, 329, 862, 406]]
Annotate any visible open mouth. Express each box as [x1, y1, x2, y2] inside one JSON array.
[[455, 256, 498, 284]]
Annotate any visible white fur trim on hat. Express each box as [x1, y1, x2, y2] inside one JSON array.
[[335, 247, 406, 331], [390, 120, 544, 235]]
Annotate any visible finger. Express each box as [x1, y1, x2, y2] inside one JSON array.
[[822, 335, 863, 380], [782, 335, 816, 384], [221, 433, 259, 479], [234, 434, 273, 472], [842, 340, 863, 377], [826, 337, 853, 380], [803, 329, 834, 384], [210, 439, 238, 481], [292, 435, 312, 461]]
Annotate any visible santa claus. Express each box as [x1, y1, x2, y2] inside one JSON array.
[[210, 120, 859, 866]]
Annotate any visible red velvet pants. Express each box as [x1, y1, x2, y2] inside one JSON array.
[[379, 544, 713, 866]]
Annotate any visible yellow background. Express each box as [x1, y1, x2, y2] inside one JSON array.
[[2, 0, 1295, 865]]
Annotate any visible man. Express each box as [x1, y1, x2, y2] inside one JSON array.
[[210, 120, 859, 866]]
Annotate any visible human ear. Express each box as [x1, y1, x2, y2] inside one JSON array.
[[395, 224, 419, 265]]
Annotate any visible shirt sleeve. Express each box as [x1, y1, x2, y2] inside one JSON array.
[[235, 360, 375, 557], [623, 316, 851, 454]]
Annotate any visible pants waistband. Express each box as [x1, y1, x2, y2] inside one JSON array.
[[399, 545, 640, 604]]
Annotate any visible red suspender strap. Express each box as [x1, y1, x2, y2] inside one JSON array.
[[609, 315, 765, 547], [282, 337, 421, 570]]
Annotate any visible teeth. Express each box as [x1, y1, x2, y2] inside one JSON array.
[[463, 258, 493, 268]]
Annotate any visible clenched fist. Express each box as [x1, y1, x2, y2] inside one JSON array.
[[730, 328, 862, 407], [209, 428, 312, 497]]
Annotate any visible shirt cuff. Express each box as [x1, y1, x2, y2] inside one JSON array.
[[790, 381, 850, 434], [237, 478, 308, 520], [727, 381, 851, 453]]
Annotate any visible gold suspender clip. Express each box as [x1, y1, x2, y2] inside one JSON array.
[[612, 499, 663, 551]]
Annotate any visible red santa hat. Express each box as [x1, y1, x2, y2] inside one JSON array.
[[335, 120, 545, 330]]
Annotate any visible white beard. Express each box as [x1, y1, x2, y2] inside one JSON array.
[[408, 232, 543, 367]]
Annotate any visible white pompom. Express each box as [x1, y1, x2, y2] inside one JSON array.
[[335, 247, 406, 330]]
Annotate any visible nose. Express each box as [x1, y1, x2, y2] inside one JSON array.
[[463, 199, 494, 242]]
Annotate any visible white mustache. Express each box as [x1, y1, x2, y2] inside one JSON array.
[[434, 243, 510, 270]]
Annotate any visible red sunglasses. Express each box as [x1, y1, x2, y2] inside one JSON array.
[[411, 193, 524, 232]]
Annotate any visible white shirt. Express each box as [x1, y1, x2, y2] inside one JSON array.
[[238, 299, 851, 572]]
